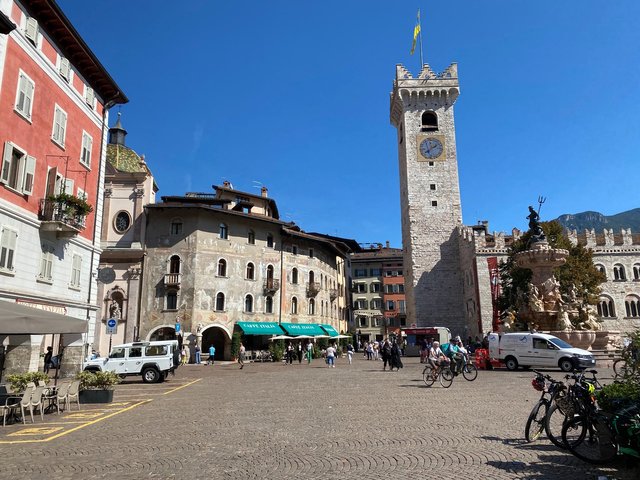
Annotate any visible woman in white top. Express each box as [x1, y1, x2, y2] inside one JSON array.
[[428, 341, 449, 369]]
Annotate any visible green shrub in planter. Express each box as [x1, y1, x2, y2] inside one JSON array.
[[269, 340, 284, 362], [231, 332, 242, 359], [6, 372, 49, 393], [597, 381, 640, 413], [75, 370, 120, 390]]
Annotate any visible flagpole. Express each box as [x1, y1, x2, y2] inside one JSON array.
[[419, 21, 424, 67]]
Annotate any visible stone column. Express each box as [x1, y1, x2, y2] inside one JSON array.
[[59, 334, 85, 378], [125, 266, 142, 343], [3, 334, 44, 375]]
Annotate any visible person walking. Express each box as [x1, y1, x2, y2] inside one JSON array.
[[43, 346, 53, 374], [390, 340, 404, 371], [286, 342, 294, 365], [297, 342, 303, 364], [238, 343, 245, 369], [306, 341, 313, 364], [346, 343, 354, 365], [326, 343, 336, 368], [180, 346, 188, 366], [208, 344, 216, 365], [381, 339, 391, 371], [194, 344, 201, 364]]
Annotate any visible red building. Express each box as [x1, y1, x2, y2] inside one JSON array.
[[0, 0, 126, 376]]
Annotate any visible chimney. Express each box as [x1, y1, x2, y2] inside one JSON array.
[[261, 186, 268, 198], [385, 240, 390, 248]]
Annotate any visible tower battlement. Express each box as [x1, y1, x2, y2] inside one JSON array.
[[390, 63, 460, 126]]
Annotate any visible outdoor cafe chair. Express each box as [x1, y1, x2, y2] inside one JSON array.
[[22, 386, 45, 423], [53, 383, 70, 414], [66, 380, 81, 411], [2, 385, 34, 426]]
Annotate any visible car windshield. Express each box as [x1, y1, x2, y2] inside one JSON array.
[[109, 347, 125, 358], [549, 338, 573, 349]]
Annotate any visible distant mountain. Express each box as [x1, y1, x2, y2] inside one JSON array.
[[554, 208, 640, 232]]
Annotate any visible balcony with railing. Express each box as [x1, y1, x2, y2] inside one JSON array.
[[329, 288, 338, 301], [39, 197, 89, 236], [306, 282, 321, 297], [164, 273, 182, 287], [263, 278, 280, 295]]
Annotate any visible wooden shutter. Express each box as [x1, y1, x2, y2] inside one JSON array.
[[1, 142, 13, 184], [25, 17, 38, 45], [22, 155, 36, 195], [59, 57, 70, 81], [45, 167, 58, 197], [64, 178, 74, 195]]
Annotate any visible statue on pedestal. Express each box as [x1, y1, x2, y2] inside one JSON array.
[[526, 205, 546, 243]]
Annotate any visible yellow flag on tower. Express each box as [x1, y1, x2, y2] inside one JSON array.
[[410, 9, 421, 55]]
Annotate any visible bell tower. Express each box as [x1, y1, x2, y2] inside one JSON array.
[[390, 63, 465, 333]]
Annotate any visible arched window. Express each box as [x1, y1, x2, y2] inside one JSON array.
[[597, 296, 616, 318], [215, 292, 225, 311], [217, 259, 227, 277], [246, 262, 255, 280], [219, 223, 228, 239], [291, 296, 298, 314], [245, 294, 253, 313], [267, 264, 274, 280], [595, 264, 606, 279], [421, 111, 438, 131], [625, 295, 640, 318], [634, 264, 640, 281], [247, 229, 255, 245], [613, 264, 626, 281], [267, 234, 274, 248], [309, 298, 315, 315], [291, 268, 298, 284], [169, 255, 181, 274], [265, 296, 273, 314], [309, 270, 315, 284]]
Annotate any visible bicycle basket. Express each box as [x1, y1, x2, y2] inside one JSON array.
[[555, 396, 575, 416]]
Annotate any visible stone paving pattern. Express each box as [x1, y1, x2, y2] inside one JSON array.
[[1, 356, 639, 479]]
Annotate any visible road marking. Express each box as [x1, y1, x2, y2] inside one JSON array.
[[9, 427, 64, 436], [163, 378, 201, 395], [0, 399, 151, 444]]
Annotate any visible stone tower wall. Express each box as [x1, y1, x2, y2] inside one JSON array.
[[390, 64, 465, 333]]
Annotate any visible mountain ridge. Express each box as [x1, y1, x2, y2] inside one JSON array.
[[553, 208, 640, 232]]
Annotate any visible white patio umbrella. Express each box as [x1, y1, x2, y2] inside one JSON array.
[[334, 334, 351, 339], [269, 335, 293, 340], [293, 334, 313, 339], [314, 334, 331, 339]]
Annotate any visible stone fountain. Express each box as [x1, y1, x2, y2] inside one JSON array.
[[509, 206, 599, 349]]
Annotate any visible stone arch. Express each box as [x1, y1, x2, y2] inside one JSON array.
[[105, 285, 127, 320], [201, 324, 231, 361], [147, 324, 177, 341]]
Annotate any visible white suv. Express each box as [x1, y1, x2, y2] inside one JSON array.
[[84, 340, 179, 383]]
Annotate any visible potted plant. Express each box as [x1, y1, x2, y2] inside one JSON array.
[[6, 372, 49, 393], [76, 371, 120, 403]]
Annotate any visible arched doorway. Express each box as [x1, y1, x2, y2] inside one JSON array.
[[201, 326, 229, 361], [149, 327, 176, 341]]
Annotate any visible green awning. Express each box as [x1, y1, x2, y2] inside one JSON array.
[[279, 322, 326, 336], [237, 321, 285, 335], [320, 324, 340, 337]]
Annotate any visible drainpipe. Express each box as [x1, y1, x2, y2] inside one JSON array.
[[278, 233, 284, 325]]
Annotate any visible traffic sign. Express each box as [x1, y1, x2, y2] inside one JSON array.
[[106, 318, 117, 335]]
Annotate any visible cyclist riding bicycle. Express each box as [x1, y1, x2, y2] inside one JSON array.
[[441, 337, 465, 375], [428, 341, 449, 370]]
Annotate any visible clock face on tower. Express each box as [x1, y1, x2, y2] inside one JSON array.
[[419, 137, 443, 159]]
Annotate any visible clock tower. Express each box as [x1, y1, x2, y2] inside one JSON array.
[[390, 63, 465, 333]]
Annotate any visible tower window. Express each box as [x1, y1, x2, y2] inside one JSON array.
[[431, 201, 438, 207], [430, 184, 436, 190], [428, 162, 434, 167], [421, 111, 438, 131]]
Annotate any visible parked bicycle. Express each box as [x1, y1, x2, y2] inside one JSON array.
[[255, 350, 273, 362], [544, 369, 601, 448], [613, 342, 639, 380], [524, 370, 565, 442], [422, 362, 454, 388], [562, 398, 640, 463]]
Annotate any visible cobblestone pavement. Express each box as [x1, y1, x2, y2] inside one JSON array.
[[0, 356, 638, 479]]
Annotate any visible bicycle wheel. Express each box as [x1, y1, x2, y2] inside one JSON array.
[[613, 359, 627, 379], [562, 416, 618, 464], [422, 366, 436, 387], [440, 368, 454, 388], [462, 363, 478, 381], [545, 403, 572, 449], [525, 400, 549, 442]]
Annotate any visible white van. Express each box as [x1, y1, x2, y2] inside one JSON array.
[[488, 332, 595, 372]]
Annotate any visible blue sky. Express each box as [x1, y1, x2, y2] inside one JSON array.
[[59, 1, 640, 248]]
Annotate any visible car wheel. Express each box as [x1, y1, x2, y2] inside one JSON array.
[[142, 367, 160, 383], [559, 358, 575, 373], [505, 357, 519, 371]]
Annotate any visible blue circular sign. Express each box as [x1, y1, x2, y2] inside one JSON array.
[[107, 318, 117, 328]]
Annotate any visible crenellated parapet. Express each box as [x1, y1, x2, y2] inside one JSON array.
[[390, 63, 460, 125]]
